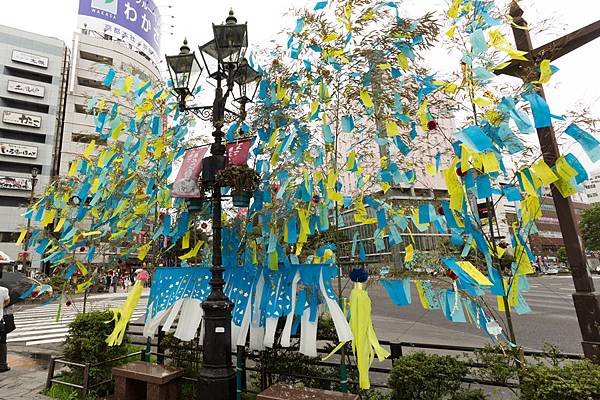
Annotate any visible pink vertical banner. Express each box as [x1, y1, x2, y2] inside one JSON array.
[[226, 138, 253, 166], [172, 147, 208, 198]]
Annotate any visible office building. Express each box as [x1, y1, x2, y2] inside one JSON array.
[[584, 171, 600, 205], [504, 195, 590, 258], [60, 29, 162, 175], [0, 25, 68, 270]]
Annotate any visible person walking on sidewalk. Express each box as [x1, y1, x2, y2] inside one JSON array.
[[111, 273, 119, 293], [0, 285, 11, 372]]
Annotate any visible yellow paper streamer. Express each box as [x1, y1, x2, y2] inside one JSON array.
[[482, 152, 500, 173], [359, 89, 374, 108], [415, 280, 430, 309], [76, 279, 93, 294], [67, 161, 78, 177], [182, 230, 190, 250], [83, 140, 96, 158], [386, 121, 400, 137], [15, 229, 27, 246], [532, 159, 558, 185], [404, 243, 414, 262], [179, 240, 204, 260], [323, 283, 389, 390], [41, 209, 57, 227], [106, 280, 144, 346], [456, 261, 493, 286], [532, 59, 553, 84], [137, 242, 152, 261]]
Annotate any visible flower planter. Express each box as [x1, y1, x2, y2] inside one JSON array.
[[232, 191, 252, 208]]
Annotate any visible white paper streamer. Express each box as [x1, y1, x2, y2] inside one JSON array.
[[235, 295, 253, 347], [143, 304, 169, 338], [319, 271, 353, 343], [161, 298, 184, 332], [249, 272, 265, 351], [174, 298, 203, 341], [263, 273, 282, 348], [280, 270, 301, 347], [299, 307, 318, 357]]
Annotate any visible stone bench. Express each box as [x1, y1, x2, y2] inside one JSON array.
[[257, 383, 359, 400], [112, 361, 184, 400]]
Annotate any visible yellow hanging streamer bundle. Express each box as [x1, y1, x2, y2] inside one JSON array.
[[323, 283, 390, 389], [348, 283, 390, 389], [106, 280, 144, 346]]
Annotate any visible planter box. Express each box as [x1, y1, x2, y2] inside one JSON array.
[[257, 383, 359, 400]]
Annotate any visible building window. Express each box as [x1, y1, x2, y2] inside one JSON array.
[[0, 196, 28, 207], [77, 76, 109, 90], [0, 97, 49, 114], [79, 50, 113, 66], [74, 104, 97, 115], [71, 132, 106, 145], [0, 161, 42, 174], [3, 66, 53, 84], [0, 231, 21, 242], [0, 128, 46, 144]]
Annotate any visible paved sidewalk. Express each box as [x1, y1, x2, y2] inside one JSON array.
[[0, 353, 51, 399]]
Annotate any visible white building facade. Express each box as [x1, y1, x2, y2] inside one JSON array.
[[584, 171, 600, 205], [60, 30, 162, 175], [0, 25, 68, 269]]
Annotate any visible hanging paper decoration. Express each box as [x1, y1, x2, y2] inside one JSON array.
[[324, 269, 389, 389], [18, 0, 600, 373], [106, 270, 149, 346]]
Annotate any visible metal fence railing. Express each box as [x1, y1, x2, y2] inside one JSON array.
[[46, 323, 586, 399], [45, 351, 144, 400]]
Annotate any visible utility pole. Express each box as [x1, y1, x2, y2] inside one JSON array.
[[496, 1, 600, 359]]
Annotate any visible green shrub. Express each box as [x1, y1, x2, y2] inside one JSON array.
[[451, 388, 487, 400], [160, 333, 202, 375], [471, 344, 520, 386], [258, 347, 336, 391], [44, 374, 99, 400], [60, 311, 137, 398], [519, 360, 600, 400], [388, 352, 468, 400]]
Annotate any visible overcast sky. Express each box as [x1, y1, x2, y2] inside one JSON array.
[[0, 0, 598, 170]]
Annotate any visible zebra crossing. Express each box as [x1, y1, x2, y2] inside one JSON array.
[[7, 293, 148, 347]]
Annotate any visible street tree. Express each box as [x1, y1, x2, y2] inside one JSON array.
[[581, 204, 600, 251]]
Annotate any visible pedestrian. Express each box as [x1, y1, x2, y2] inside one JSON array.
[[111, 273, 118, 293], [124, 276, 131, 292], [0, 285, 11, 372], [105, 273, 111, 292]]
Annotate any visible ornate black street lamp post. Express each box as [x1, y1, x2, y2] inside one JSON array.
[[166, 10, 260, 399]]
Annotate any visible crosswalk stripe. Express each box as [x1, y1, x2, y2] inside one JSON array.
[[8, 297, 148, 347]]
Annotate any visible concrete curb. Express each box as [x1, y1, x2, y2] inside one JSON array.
[[9, 345, 60, 363]]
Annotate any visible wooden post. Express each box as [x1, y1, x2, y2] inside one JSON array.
[[495, 1, 600, 360], [82, 363, 90, 400], [45, 357, 56, 390]]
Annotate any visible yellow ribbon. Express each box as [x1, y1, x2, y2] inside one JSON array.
[[323, 283, 389, 389], [106, 280, 144, 346]]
